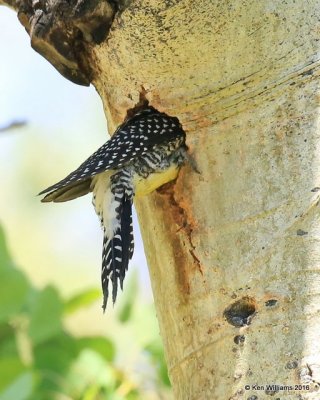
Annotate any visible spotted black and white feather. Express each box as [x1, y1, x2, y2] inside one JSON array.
[[39, 106, 187, 310]]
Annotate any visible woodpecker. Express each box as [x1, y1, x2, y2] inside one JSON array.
[[39, 106, 187, 310]]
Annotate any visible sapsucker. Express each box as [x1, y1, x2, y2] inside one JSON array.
[[39, 106, 187, 310]]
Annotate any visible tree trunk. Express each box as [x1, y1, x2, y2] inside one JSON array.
[[3, 0, 320, 398]]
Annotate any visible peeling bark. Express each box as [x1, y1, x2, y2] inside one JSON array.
[[3, 0, 320, 398]]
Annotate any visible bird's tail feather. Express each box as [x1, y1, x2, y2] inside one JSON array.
[[40, 179, 91, 202], [120, 197, 134, 289], [101, 192, 134, 311]]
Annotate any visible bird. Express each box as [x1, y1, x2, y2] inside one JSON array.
[[39, 106, 188, 310]]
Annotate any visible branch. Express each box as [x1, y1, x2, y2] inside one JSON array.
[[0, 0, 20, 12], [0, 120, 27, 133], [1, 0, 116, 85]]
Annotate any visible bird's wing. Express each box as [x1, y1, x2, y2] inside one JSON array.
[[39, 107, 185, 200]]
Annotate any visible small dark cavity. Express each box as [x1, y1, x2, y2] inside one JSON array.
[[297, 229, 308, 236], [265, 388, 279, 396], [311, 187, 320, 192], [224, 297, 256, 327], [91, 23, 110, 44], [265, 299, 278, 307], [301, 69, 314, 77], [286, 360, 298, 369], [247, 396, 258, 400], [234, 335, 245, 345]]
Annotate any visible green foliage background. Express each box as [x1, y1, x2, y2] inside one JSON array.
[[0, 224, 171, 400]]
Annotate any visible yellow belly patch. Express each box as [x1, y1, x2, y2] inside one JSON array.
[[134, 165, 179, 197]]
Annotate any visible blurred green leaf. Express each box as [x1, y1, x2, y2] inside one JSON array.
[[66, 349, 115, 397], [0, 323, 12, 340], [0, 224, 171, 399], [0, 268, 30, 323], [0, 373, 33, 400], [64, 288, 101, 315], [0, 357, 25, 392], [117, 271, 138, 323], [0, 225, 30, 321], [125, 392, 141, 400], [0, 339, 18, 359], [76, 337, 115, 362], [0, 224, 14, 270], [145, 341, 171, 387], [0, 372, 34, 400], [33, 332, 77, 395], [82, 385, 100, 400], [33, 332, 77, 372], [28, 286, 63, 345], [0, 323, 18, 358]]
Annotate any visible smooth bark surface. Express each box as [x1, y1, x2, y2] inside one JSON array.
[[91, 2, 320, 399], [3, 0, 320, 398]]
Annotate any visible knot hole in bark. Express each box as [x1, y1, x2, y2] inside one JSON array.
[[224, 297, 256, 327]]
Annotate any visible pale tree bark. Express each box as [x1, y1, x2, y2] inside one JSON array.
[[2, 0, 320, 399]]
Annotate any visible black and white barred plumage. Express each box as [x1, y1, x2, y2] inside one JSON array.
[[39, 106, 187, 310]]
